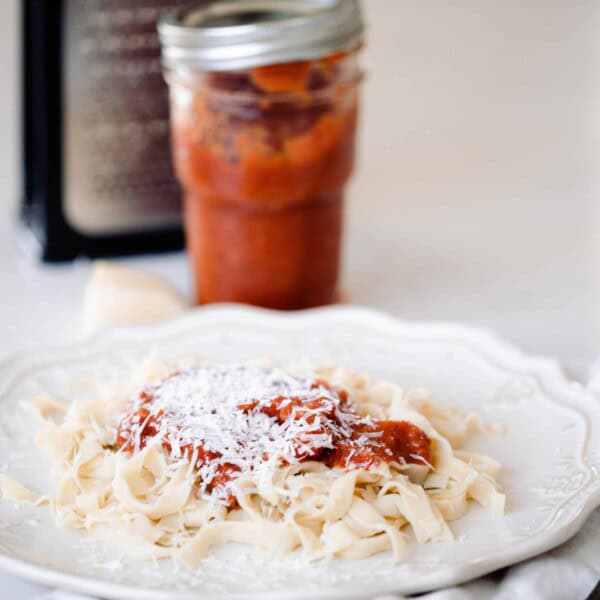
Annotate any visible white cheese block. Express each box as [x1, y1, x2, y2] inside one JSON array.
[[82, 261, 188, 335]]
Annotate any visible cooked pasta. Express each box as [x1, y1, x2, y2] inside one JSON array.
[[0, 361, 505, 564]]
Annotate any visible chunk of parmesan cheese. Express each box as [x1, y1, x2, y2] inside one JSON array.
[[82, 261, 188, 335]]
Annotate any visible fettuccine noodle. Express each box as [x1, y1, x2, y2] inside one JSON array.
[[0, 362, 505, 564]]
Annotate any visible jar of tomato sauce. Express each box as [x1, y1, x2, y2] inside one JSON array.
[[159, 1, 364, 309]]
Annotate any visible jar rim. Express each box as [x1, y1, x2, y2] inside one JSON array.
[[159, 0, 364, 72]]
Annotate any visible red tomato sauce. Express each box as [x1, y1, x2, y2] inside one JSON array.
[[237, 395, 432, 469], [170, 51, 361, 309], [116, 380, 431, 508]]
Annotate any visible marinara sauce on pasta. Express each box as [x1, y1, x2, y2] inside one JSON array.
[[116, 365, 431, 507]]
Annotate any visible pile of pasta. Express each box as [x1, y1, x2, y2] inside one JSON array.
[[0, 362, 505, 563]]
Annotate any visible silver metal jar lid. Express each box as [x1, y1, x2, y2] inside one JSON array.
[[158, 0, 364, 72]]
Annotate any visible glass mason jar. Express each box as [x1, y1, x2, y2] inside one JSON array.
[[159, 1, 364, 309]]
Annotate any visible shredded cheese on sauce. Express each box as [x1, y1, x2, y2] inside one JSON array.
[[118, 366, 365, 499]]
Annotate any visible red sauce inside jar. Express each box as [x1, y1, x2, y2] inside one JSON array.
[[170, 52, 361, 308]]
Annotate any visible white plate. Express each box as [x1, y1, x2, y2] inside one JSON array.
[[0, 305, 599, 599]]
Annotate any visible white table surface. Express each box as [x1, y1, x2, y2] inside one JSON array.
[[1, 1, 599, 598]]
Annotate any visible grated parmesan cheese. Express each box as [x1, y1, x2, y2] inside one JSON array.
[[116, 364, 374, 503]]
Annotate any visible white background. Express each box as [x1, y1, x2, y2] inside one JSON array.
[[0, 1, 599, 597]]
